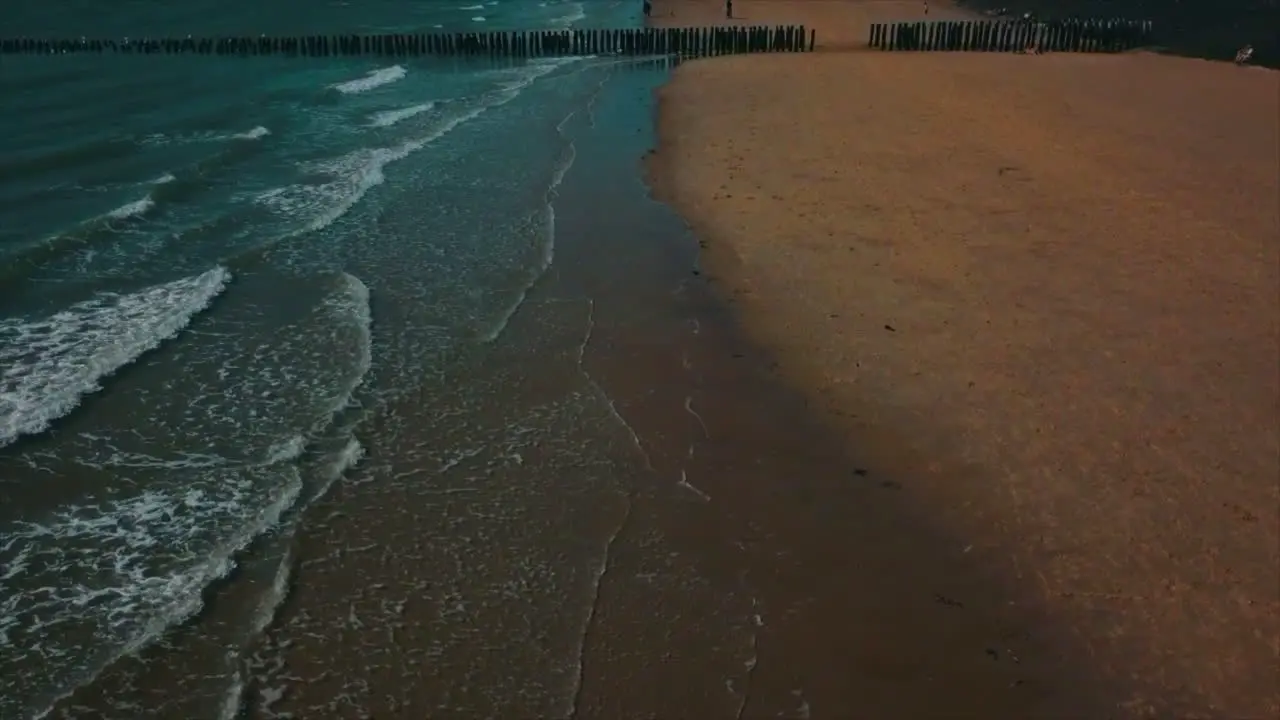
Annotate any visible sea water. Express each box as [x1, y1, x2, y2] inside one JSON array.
[[0, 1, 683, 717]]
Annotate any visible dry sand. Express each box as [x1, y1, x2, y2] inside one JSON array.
[[647, 0, 1280, 717]]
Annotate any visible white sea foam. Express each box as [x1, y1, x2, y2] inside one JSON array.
[[139, 126, 271, 146], [310, 436, 366, 503], [471, 15, 487, 21], [250, 546, 294, 636], [152, 173, 176, 185], [459, 3, 485, 8], [0, 267, 230, 448], [216, 664, 246, 720], [265, 434, 307, 465], [3, 465, 303, 720], [1, 270, 376, 719], [331, 65, 407, 94], [105, 196, 154, 220], [296, 276, 371, 503], [312, 273, 373, 422], [368, 101, 435, 128], [231, 126, 271, 140]]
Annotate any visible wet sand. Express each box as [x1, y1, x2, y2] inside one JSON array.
[[242, 54, 1108, 719], [648, 1, 1280, 717]]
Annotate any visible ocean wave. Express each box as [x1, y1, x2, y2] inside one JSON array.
[[258, 58, 579, 237], [139, 125, 272, 146], [105, 196, 154, 220], [315, 272, 373, 425], [0, 270, 373, 719], [0, 129, 268, 280], [331, 65, 407, 95], [1, 132, 272, 287], [0, 267, 231, 448], [368, 102, 435, 128], [0, 193, 164, 288], [0, 462, 303, 720], [230, 126, 271, 141], [480, 104, 578, 343]]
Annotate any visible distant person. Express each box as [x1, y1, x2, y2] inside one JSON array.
[[924, 1, 929, 15], [643, 0, 651, 17], [726, 0, 733, 19]]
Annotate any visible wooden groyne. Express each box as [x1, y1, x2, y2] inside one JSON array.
[[868, 18, 1152, 53], [0, 26, 811, 58]]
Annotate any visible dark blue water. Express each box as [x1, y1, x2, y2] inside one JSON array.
[[0, 2, 723, 717]]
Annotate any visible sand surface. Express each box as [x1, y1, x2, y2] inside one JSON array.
[[648, 1, 1280, 717]]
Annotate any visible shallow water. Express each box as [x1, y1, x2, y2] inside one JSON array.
[[0, 1, 701, 717]]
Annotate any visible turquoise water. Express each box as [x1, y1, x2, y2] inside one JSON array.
[[0, 1, 699, 717]]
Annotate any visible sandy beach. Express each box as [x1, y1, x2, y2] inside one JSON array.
[[647, 1, 1280, 717]]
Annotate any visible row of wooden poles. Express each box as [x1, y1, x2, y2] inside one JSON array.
[[0, 26, 814, 58], [868, 18, 1153, 53]]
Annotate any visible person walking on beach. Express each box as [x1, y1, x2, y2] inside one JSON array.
[[726, 0, 733, 19], [642, 0, 651, 17]]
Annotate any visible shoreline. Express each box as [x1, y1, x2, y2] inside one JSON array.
[[645, 0, 1279, 717]]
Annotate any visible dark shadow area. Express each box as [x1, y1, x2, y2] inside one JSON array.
[[958, 0, 1280, 67]]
